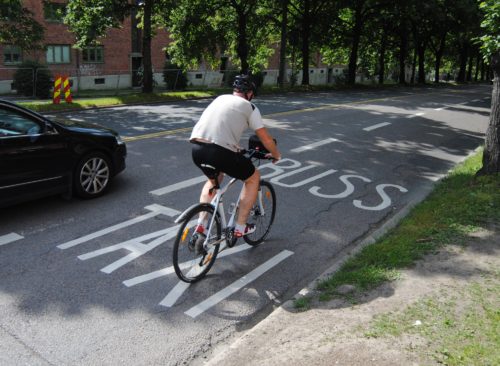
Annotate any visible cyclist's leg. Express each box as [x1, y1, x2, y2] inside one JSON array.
[[236, 169, 260, 227], [199, 172, 224, 204]]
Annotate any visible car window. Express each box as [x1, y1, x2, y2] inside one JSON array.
[[0, 109, 42, 137]]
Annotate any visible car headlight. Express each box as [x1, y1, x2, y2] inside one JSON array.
[[115, 135, 125, 145]]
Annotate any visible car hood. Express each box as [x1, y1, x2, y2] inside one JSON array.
[[52, 117, 119, 137]]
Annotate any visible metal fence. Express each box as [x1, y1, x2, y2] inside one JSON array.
[[0, 66, 348, 98]]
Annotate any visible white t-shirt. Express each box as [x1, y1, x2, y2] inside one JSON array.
[[190, 94, 264, 152]]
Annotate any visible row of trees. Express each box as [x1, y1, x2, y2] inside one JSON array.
[[1, 0, 499, 172]]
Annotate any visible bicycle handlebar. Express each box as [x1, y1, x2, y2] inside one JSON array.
[[240, 148, 274, 160]]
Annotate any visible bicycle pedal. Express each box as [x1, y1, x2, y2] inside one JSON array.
[[225, 227, 238, 248]]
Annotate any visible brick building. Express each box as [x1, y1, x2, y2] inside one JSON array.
[[0, 0, 172, 93]]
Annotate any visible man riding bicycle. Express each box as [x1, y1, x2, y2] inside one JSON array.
[[190, 74, 281, 241]]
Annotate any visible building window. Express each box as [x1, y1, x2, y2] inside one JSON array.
[[46, 45, 71, 64], [43, 1, 66, 23], [3, 45, 22, 64], [82, 46, 104, 63]]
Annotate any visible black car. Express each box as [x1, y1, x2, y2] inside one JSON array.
[[0, 99, 126, 208]]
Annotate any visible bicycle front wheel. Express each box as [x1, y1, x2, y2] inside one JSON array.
[[173, 205, 221, 283], [244, 180, 276, 246]]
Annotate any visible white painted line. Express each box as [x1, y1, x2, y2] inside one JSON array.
[[184, 250, 294, 318], [150, 176, 207, 196], [78, 223, 183, 273], [407, 112, 425, 118], [160, 281, 190, 307], [290, 138, 338, 153], [57, 205, 179, 249], [363, 122, 391, 131], [434, 107, 445, 111], [0, 233, 23, 246], [125, 244, 253, 287]]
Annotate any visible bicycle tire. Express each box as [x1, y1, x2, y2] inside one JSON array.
[[244, 180, 276, 246], [173, 204, 221, 283]]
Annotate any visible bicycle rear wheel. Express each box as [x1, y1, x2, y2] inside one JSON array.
[[173, 205, 221, 283], [244, 180, 276, 246]]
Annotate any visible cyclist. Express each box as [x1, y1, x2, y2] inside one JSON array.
[[190, 74, 281, 243]]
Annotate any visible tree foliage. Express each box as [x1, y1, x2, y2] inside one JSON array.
[[0, 0, 44, 50], [165, 0, 276, 74]]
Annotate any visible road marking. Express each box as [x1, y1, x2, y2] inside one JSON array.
[[57, 204, 179, 249], [150, 175, 207, 196], [290, 138, 338, 153], [184, 250, 294, 318], [270, 165, 337, 188], [434, 107, 445, 111], [160, 281, 190, 307], [124, 244, 253, 287], [122, 127, 192, 142], [363, 122, 391, 131], [407, 112, 425, 118], [79, 224, 182, 273], [0, 233, 23, 246]]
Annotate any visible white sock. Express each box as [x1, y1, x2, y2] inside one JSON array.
[[235, 223, 246, 233]]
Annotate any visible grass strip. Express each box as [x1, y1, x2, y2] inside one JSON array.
[[294, 149, 500, 310], [17, 90, 217, 113]]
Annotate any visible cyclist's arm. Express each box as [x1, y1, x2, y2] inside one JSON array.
[[255, 127, 281, 161]]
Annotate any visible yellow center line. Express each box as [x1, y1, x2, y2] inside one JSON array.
[[121, 93, 419, 142]]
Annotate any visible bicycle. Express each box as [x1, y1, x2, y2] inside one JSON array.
[[172, 146, 277, 283]]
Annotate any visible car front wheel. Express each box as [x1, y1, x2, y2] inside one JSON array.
[[74, 152, 112, 199]]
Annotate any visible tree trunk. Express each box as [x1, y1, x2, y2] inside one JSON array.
[[236, 8, 249, 74], [410, 46, 417, 84], [301, 0, 310, 85], [278, 0, 288, 87], [417, 42, 426, 83], [478, 51, 500, 175], [433, 35, 445, 83], [466, 53, 473, 82], [378, 27, 387, 84], [348, 6, 363, 85], [474, 53, 480, 81], [399, 28, 407, 84], [141, 0, 153, 93], [457, 41, 468, 83]]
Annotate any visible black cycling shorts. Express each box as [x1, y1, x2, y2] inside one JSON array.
[[191, 142, 255, 181]]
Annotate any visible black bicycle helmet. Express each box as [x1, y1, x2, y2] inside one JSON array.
[[232, 74, 256, 93]]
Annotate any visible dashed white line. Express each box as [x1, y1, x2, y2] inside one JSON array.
[[407, 112, 425, 118], [363, 122, 391, 131], [290, 138, 338, 153], [184, 250, 294, 318], [0, 233, 23, 246]]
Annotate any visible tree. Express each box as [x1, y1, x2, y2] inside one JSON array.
[[64, 0, 166, 93], [167, 0, 276, 75], [0, 0, 44, 50], [476, 0, 500, 174]]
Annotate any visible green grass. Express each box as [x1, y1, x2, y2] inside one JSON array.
[[304, 150, 500, 303], [17, 90, 217, 113], [365, 280, 500, 365]]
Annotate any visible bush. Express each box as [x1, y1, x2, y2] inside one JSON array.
[[162, 61, 188, 90], [13, 60, 53, 99]]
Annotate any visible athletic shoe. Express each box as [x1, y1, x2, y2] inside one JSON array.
[[234, 223, 256, 238]]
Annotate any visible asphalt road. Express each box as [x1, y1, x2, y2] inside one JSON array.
[[0, 84, 491, 365]]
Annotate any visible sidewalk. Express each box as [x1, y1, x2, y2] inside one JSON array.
[[201, 222, 500, 366]]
